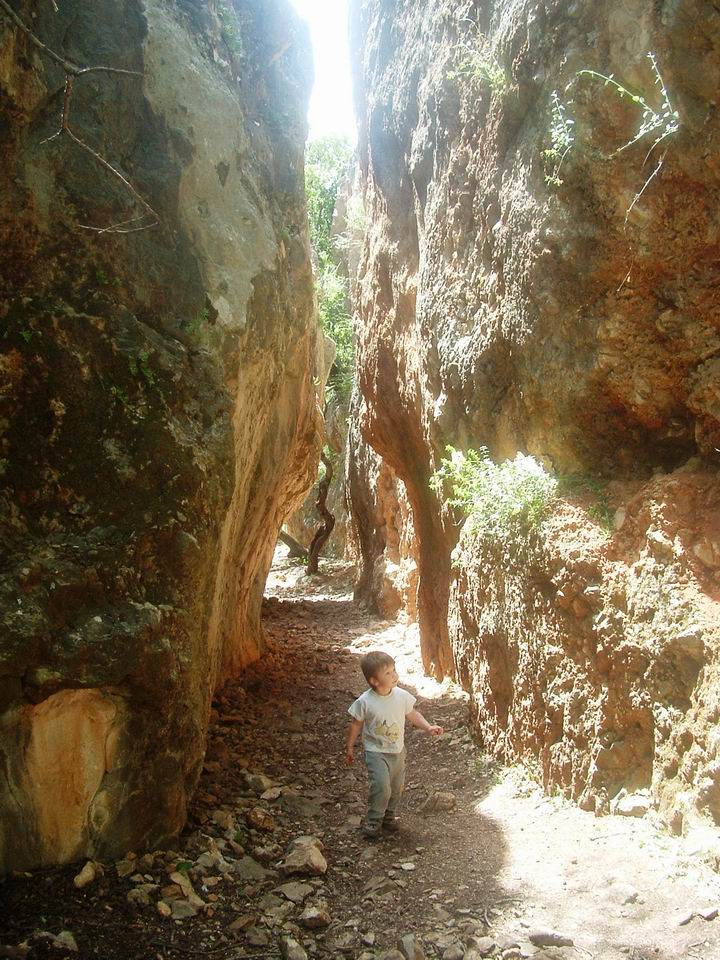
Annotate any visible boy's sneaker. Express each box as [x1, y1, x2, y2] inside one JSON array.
[[382, 815, 400, 832], [361, 821, 381, 838]]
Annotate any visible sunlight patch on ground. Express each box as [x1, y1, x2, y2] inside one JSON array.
[[472, 774, 720, 958], [265, 543, 355, 601]]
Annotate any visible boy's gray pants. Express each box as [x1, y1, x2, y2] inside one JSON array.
[[364, 749, 406, 824]]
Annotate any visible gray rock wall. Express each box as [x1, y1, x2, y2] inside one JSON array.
[[0, 0, 321, 871]]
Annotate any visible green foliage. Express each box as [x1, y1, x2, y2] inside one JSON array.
[[128, 349, 156, 386], [544, 91, 575, 186], [305, 137, 355, 408], [577, 53, 679, 158], [109, 385, 129, 407], [306, 137, 353, 267], [430, 446, 558, 541], [447, 18, 506, 93], [545, 52, 680, 210], [317, 263, 354, 405], [216, 0, 243, 57], [449, 54, 506, 92], [187, 306, 210, 337]]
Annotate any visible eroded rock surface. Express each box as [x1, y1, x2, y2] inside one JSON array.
[[0, 0, 321, 871], [349, 0, 720, 837]]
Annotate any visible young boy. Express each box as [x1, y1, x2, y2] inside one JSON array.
[[346, 650, 443, 837]]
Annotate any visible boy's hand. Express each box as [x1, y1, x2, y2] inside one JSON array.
[[427, 724, 444, 736], [346, 750, 355, 765]]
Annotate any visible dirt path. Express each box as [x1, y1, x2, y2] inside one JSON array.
[[3, 552, 720, 960]]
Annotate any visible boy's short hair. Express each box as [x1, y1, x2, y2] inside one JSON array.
[[360, 650, 395, 684]]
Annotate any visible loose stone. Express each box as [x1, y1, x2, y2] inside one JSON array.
[[73, 861, 101, 890], [280, 936, 309, 960], [275, 881, 314, 904], [299, 903, 331, 928], [398, 932, 426, 959], [528, 929, 574, 947]]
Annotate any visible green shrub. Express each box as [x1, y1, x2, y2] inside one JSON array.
[[430, 446, 558, 541]]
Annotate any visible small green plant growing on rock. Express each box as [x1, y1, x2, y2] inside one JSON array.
[[430, 446, 558, 541], [187, 306, 210, 337], [216, 0, 243, 58], [449, 53, 506, 93], [577, 53, 679, 158], [448, 17, 506, 93], [128, 349, 156, 386], [544, 91, 575, 186], [577, 52, 680, 217], [545, 52, 680, 214]]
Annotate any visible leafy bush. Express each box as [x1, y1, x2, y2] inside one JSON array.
[[306, 137, 353, 268], [430, 446, 558, 541], [316, 263, 354, 405]]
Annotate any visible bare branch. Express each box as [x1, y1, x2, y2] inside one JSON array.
[[625, 150, 666, 224], [0, 0, 142, 77], [1, 0, 158, 234], [64, 126, 159, 227]]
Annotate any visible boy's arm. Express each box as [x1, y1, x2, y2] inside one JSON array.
[[346, 718, 364, 764], [407, 708, 443, 736]]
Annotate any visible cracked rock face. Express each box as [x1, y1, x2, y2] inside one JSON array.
[[349, 0, 720, 832], [0, 0, 321, 871]]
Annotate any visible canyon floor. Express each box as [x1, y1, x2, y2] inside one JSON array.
[[2, 548, 720, 960]]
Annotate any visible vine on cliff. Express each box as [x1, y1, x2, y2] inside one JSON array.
[[543, 52, 680, 217]]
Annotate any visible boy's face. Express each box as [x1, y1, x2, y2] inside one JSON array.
[[370, 661, 398, 694]]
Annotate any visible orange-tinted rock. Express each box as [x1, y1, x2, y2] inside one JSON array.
[[349, 0, 720, 834], [0, 0, 321, 872]]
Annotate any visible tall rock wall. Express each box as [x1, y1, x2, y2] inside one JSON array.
[[350, 0, 720, 847], [0, 0, 322, 872]]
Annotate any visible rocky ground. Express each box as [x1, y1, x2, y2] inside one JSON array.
[[2, 549, 720, 960]]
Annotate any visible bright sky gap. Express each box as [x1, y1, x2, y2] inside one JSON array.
[[289, 0, 356, 143]]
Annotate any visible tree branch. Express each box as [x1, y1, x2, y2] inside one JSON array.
[[0, 0, 142, 77], [306, 452, 336, 574], [1, 0, 158, 234]]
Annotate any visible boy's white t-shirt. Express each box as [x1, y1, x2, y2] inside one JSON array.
[[348, 686, 416, 753]]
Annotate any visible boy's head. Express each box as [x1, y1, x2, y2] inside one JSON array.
[[360, 651, 397, 691]]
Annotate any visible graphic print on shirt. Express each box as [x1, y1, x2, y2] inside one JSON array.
[[375, 720, 401, 744]]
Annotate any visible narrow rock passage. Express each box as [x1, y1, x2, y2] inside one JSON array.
[[3, 552, 720, 960]]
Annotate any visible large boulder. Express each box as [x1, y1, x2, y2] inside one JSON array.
[[0, 0, 322, 871]]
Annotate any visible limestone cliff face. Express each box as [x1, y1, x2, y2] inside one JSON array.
[[347, 388, 418, 619], [0, 0, 321, 871], [350, 0, 720, 844]]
